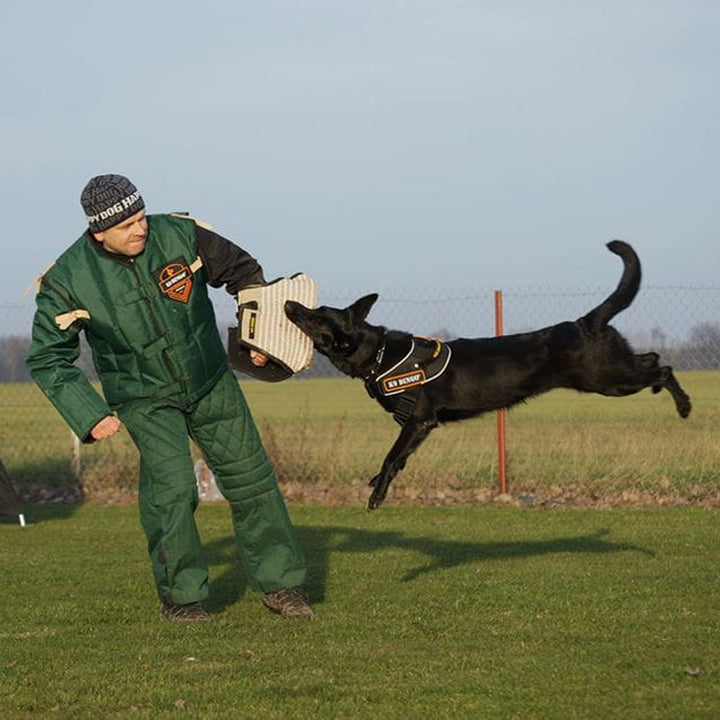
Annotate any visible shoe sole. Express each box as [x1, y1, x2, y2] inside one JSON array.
[[262, 599, 314, 619]]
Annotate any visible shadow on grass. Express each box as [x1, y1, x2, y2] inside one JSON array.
[[0, 504, 79, 525], [11, 457, 78, 487], [204, 540, 248, 613], [203, 524, 652, 612]]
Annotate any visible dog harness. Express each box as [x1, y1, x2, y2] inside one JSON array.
[[365, 336, 452, 425]]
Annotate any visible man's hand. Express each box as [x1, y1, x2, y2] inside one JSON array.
[[91, 415, 122, 441], [250, 350, 269, 367]]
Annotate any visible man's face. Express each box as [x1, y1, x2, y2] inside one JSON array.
[[93, 210, 148, 256]]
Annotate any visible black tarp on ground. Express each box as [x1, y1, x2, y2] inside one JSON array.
[[0, 456, 22, 517]]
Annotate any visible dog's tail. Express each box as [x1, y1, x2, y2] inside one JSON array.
[[581, 241, 641, 330]]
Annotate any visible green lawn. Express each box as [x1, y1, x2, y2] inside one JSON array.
[[1, 504, 718, 719]]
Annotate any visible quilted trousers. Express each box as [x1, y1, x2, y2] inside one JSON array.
[[117, 369, 307, 605]]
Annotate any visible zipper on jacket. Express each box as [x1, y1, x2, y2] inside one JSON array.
[[128, 259, 183, 387]]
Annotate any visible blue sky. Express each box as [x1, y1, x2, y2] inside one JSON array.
[[1, 1, 718, 305]]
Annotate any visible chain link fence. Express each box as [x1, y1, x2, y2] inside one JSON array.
[[1, 284, 718, 492], [298, 284, 720, 373]]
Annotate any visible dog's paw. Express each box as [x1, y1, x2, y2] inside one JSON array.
[[367, 476, 389, 510], [678, 397, 692, 419], [367, 490, 384, 511]]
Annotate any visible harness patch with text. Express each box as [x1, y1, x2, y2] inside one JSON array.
[[157, 257, 194, 304], [375, 337, 452, 397], [382, 369, 427, 394]]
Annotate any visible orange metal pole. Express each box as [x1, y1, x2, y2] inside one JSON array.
[[494, 290, 507, 494]]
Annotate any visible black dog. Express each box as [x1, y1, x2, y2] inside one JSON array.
[[285, 241, 692, 510]]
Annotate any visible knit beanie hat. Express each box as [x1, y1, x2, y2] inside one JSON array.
[[80, 174, 145, 232]]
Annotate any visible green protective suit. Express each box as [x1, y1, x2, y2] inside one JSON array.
[[27, 213, 306, 603]]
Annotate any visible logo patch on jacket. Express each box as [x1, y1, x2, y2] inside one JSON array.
[[157, 258, 193, 303]]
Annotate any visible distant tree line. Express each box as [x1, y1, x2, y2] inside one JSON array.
[[662, 322, 720, 371], [1, 323, 719, 383]]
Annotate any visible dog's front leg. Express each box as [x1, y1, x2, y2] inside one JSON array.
[[368, 416, 437, 510]]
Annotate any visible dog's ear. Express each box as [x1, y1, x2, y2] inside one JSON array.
[[348, 293, 378, 323]]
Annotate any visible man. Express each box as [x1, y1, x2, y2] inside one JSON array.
[[27, 174, 313, 622]]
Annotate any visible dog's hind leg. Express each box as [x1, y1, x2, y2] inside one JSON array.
[[598, 359, 692, 419], [630, 359, 691, 417], [636, 352, 660, 368], [657, 366, 692, 418], [368, 415, 438, 510], [634, 352, 665, 393], [637, 353, 665, 395]]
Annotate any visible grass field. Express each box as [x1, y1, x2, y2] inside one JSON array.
[[1, 371, 718, 506], [1, 504, 718, 719]]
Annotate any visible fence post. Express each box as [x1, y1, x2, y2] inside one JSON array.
[[494, 290, 507, 495]]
